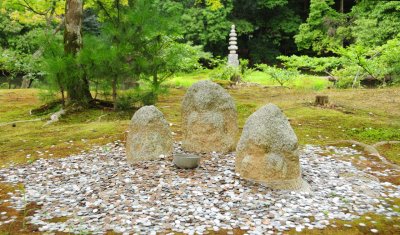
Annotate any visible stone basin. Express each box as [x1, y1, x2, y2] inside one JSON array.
[[173, 153, 200, 169]]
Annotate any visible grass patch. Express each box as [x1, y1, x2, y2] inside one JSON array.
[[243, 71, 331, 90], [0, 89, 129, 167], [293, 75, 331, 91], [0, 89, 43, 122], [376, 143, 400, 165], [289, 213, 400, 235], [164, 70, 211, 88], [347, 127, 400, 142], [236, 103, 258, 127], [164, 69, 331, 90]]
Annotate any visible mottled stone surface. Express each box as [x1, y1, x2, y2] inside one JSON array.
[[236, 103, 310, 191], [182, 80, 238, 153], [126, 105, 172, 163], [228, 54, 239, 67]]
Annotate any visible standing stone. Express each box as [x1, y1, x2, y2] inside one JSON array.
[[126, 105, 173, 163], [182, 80, 238, 153], [227, 25, 239, 67], [235, 103, 310, 191]]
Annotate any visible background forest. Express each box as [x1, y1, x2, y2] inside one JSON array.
[[1, 0, 400, 108]]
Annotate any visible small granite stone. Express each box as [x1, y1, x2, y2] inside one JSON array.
[[126, 106, 173, 163]]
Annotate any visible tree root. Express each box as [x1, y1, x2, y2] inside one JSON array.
[[0, 119, 42, 127], [43, 109, 65, 127], [97, 114, 109, 122], [329, 140, 400, 170], [89, 99, 114, 109], [30, 100, 63, 115]]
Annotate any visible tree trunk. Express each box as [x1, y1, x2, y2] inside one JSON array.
[[64, 0, 83, 55], [64, 0, 92, 104], [60, 87, 65, 107], [112, 77, 117, 110], [340, 0, 344, 13], [315, 95, 329, 106]]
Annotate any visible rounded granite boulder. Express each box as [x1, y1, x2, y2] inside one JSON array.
[[235, 103, 310, 191], [182, 80, 238, 153], [126, 105, 173, 163]]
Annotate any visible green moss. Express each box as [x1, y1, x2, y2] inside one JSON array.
[[376, 143, 400, 165], [236, 103, 258, 127], [0, 89, 44, 122], [347, 127, 400, 142], [288, 213, 400, 235]]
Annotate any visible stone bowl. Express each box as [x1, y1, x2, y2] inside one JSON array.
[[173, 153, 200, 169]]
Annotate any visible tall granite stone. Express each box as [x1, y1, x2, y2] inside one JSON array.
[[235, 103, 310, 191], [126, 105, 173, 163], [182, 80, 238, 153], [227, 25, 239, 67]]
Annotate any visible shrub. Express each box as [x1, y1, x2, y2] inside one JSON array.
[[115, 87, 166, 110], [239, 59, 254, 80], [210, 65, 241, 81], [0, 83, 8, 89], [256, 64, 299, 86]]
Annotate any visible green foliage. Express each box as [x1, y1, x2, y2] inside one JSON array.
[[293, 0, 400, 67], [239, 58, 253, 80], [37, 89, 60, 104], [348, 1, 400, 47], [256, 64, 299, 86], [195, 0, 223, 10], [2, 0, 399, 94], [36, 0, 207, 107], [1, 0, 64, 25], [39, 32, 75, 101], [295, 0, 344, 54], [278, 55, 343, 74], [0, 10, 43, 87], [138, 37, 209, 89], [0, 49, 23, 78], [280, 37, 400, 88], [177, 0, 304, 63], [231, 19, 254, 35], [332, 36, 400, 87], [209, 58, 253, 82], [116, 89, 157, 110], [210, 65, 240, 81], [287, 0, 400, 88], [333, 74, 355, 89], [374, 36, 400, 84], [236, 0, 302, 63], [180, 0, 233, 55], [256, 0, 287, 9]]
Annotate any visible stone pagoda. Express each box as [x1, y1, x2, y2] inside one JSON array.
[[227, 25, 239, 67]]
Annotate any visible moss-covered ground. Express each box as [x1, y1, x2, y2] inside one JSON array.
[[0, 77, 399, 234]]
